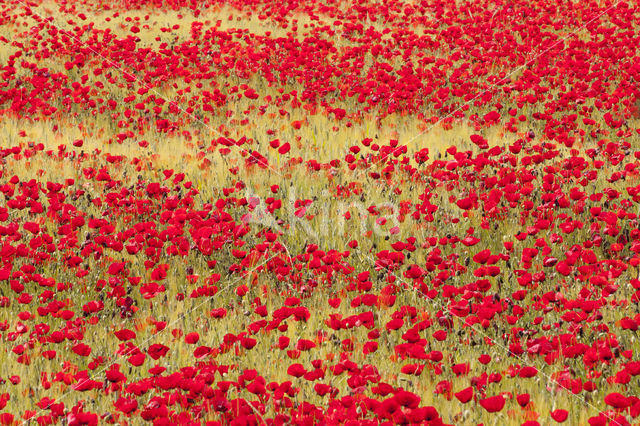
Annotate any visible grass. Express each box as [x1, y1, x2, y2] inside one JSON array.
[[0, 0, 639, 424]]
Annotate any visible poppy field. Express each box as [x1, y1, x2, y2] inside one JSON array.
[[1, 0, 640, 424]]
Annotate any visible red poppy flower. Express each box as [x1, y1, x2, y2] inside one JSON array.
[[72, 343, 91, 357], [114, 329, 136, 341], [605, 392, 630, 409], [127, 353, 146, 367], [193, 346, 212, 358], [454, 387, 473, 403], [517, 393, 530, 407], [114, 397, 138, 414], [394, 390, 420, 409], [287, 363, 307, 378], [278, 142, 291, 154], [185, 332, 200, 344], [479, 395, 505, 413], [478, 354, 491, 364], [470, 134, 489, 150], [433, 330, 447, 341], [550, 409, 569, 422], [296, 339, 316, 351], [147, 344, 169, 360], [519, 366, 538, 378]]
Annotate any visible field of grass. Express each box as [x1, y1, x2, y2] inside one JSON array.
[[1, 0, 640, 424]]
